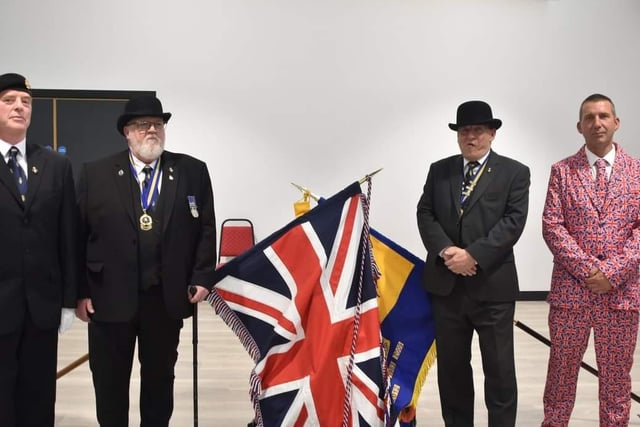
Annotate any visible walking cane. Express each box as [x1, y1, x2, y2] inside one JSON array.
[[514, 319, 640, 404], [189, 286, 199, 427]]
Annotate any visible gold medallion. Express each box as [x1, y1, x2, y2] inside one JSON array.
[[140, 213, 153, 231]]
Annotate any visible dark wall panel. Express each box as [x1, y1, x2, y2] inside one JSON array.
[[56, 99, 128, 176], [26, 90, 155, 179], [28, 99, 54, 149]]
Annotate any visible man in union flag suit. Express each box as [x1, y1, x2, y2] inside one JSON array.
[[541, 94, 640, 426]]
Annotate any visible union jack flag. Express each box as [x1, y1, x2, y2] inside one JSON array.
[[208, 182, 386, 427]]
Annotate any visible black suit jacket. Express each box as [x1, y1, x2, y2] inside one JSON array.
[[77, 149, 217, 322], [417, 150, 530, 301], [0, 144, 78, 333]]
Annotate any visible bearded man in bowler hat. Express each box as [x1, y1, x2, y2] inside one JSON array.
[[0, 72, 79, 426], [417, 100, 530, 426], [75, 95, 216, 426]]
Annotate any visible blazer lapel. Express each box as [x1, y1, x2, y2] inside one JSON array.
[[601, 147, 626, 214], [23, 144, 46, 210], [160, 152, 177, 234], [450, 156, 464, 215], [572, 150, 601, 210], [113, 150, 137, 230], [0, 149, 22, 204]]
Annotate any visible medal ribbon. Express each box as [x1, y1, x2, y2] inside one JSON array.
[[129, 153, 162, 212]]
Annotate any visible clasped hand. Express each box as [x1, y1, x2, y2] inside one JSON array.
[[443, 246, 477, 276], [585, 268, 613, 294]]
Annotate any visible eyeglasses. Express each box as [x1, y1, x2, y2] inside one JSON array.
[[457, 125, 489, 136], [127, 120, 166, 132]]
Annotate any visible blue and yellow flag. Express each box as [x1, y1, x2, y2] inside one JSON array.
[[370, 229, 436, 426]]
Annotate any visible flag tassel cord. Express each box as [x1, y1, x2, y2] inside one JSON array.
[[343, 176, 375, 426], [514, 319, 640, 404]]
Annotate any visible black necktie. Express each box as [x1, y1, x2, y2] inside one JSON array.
[[7, 147, 28, 201]]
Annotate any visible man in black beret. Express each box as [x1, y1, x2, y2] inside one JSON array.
[[75, 95, 216, 426], [0, 72, 79, 426], [417, 100, 530, 426]]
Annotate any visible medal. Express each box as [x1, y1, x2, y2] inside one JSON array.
[[140, 212, 153, 231], [187, 195, 199, 218], [130, 153, 162, 232]]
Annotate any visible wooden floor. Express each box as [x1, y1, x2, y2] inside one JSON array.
[[55, 301, 640, 426]]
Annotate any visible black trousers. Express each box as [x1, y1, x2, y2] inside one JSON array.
[[0, 309, 58, 427], [431, 284, 517, 427], [88, 287, 183, 427]]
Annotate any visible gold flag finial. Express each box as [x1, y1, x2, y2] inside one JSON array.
[[290, 182, 320, 201]]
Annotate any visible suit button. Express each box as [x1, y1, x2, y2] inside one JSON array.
[[23, 217, 29, 225]]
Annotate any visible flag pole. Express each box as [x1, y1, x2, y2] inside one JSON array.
[[290, 182, 319, 201], [514, 319, 640, 404], [291, 168, 383, 201], [56, 353, 90, 379], [359, 167, 383, 184]]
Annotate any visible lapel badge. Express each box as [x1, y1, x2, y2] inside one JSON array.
[[31, 166, 38, 175], [118, 169, 124, 176], [487, 167, 492, 173]]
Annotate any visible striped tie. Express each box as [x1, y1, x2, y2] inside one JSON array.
[[461, 161, 479, 203], [7, 147, 28, 202]]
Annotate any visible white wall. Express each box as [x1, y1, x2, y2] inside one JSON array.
[[4, 0, 640, 291]]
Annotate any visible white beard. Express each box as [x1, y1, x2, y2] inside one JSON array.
[[133, 137, 164, 162]]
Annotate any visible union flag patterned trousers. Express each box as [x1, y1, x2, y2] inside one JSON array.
[[542, 305, 639, 427]]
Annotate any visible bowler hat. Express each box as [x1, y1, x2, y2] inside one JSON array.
[[448, 100, 502, 131], [0, 73, 32, 95], [117, 96, 171, 135]]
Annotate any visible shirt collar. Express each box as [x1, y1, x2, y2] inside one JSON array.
[[129, 152, 159, 174], [585, 144, 616, 167], [0, 139, 27, 160], [463, 150, 490, 169]]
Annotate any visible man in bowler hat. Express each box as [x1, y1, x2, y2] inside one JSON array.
[[75, 95, 216, 426], [0, 72, 79, 426], [417, 100, 530, 426]]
